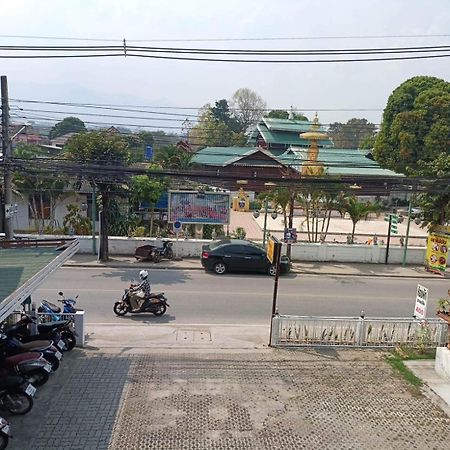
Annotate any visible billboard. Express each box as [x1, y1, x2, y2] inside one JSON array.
[[168, 191, 230, 225], [425, 225, 450, 276]]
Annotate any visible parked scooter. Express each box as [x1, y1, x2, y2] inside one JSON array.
[[0, 375, 35, 416], [0, 342, 52, 387], [2, 336, 62, 372], [113, 286, 169, 317], [0, 416, 11, 450], [153, 239, 174, 260], [6, 313, 77, 352]]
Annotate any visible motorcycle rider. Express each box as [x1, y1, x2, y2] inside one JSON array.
[[130, 270, 152, 312]]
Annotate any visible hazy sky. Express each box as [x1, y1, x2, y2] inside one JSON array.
[[2, 0, 449, 131]]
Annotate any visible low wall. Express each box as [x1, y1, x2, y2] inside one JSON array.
[[70, 235, 425, 264]]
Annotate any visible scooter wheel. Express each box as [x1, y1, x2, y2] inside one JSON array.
[[153, 304, 167, 316], [61, 331, 76, 351], [113, 301, 129, 316], [166, 248, 174, 260], [0, 432, 9, 450], [26, 369, 49, 387], [46, 354, 60, 371], [2, 392, 33, 415]]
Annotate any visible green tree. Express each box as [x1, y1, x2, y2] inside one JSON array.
[[49, 117, 86, 139], [230, 88, 266, 132], [153, 144, 195, 170], [64, 131, 130, 261], [190, 107, 246, 148], [265, 110, 308, 121], [341, 196, 380, 243], [374, 76, 450, 173], [13, 143, 68, 231], [328, 118, 376, 149], [131, 175, 168, 236]]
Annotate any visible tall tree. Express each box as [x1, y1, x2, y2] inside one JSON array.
[[328, 118, 376, 149], [131, 175, 168, 236], [64, 131, 130, 261], [189, 107, 246, 149], [230, 88, 266, 131], [374, 76, 450, 173], [13, 143, 68, 231], [49, 117, 86, 139]]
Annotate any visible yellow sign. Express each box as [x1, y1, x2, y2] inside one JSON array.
[[425, 225, 450, 275], [267, 238, 275, 263]]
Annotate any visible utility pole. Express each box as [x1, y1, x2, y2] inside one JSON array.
[[1, 75, 13, 240]]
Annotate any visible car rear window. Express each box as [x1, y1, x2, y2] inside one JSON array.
[[209, 240, 229, 250]]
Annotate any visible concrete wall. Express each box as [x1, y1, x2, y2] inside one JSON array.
[[67, 235, 425, 264]]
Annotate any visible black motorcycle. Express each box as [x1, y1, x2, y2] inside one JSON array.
[[0, 375, 35, 415], [0, 416, 11, 450], [113, 287, 169, 317], [4, 314, 77, 352], [154, 239, 174, 260]]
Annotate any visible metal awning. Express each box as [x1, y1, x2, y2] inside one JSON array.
[[0, 238, 79, 322]]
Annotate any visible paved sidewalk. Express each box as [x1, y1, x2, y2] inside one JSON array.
[[8, 348, 450, 450], [64, 253, 447, 279]]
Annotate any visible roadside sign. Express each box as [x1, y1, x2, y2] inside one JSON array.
[[173, 221, 182, 235], [391, 215, 398, 234], [267, 238, 276, 263], [284, 228, 297, 243], [145, 145, 153, 160], [414, 284, 428, 319]]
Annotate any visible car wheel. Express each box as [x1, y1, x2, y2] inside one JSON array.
[[268, 265, 277, 276], [213, 262, 227, 275]]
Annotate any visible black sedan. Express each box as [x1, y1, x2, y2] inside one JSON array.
[[201, 239, 291, 276]]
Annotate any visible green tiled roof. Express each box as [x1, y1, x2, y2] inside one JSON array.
[[192, 147, 256, 166], [257, 123, 332, 147], [279, 147, 402, 177], [0, 248, 58, 302], [263, 117, 328, 133]]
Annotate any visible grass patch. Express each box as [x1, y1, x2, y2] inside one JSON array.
[[384, 346, 437, 389], [385, 352, 423, 388]]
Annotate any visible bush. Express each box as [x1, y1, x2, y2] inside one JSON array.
[[131, 226, 146, 237], [203, 224, 225, 239], [231, 226, 246, 239], [63, 204, 92, 235], [249, 200, 262, 211]]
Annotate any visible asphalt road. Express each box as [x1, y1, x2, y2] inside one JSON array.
[[32, 267, 450, 325]]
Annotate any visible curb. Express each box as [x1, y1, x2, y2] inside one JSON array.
[[62, 262, 438, 278]]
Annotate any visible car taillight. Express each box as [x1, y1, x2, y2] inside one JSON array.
[[201, 251, 209, 258]]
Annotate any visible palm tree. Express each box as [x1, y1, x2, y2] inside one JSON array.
[[342, 196, 381, 243]]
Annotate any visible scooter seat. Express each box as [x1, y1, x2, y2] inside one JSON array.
[[149, 292, 164, 298], [20, 341, 52, 351]]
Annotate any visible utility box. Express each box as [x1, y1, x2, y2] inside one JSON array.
[[74, 310, 85, 347]]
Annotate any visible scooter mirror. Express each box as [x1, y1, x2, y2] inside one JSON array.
[[58, 292, 63, 296]]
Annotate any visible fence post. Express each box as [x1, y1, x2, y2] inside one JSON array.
[[270, 315, 280, 346], [74, 310, 85, 347], [30, 306, 38, 336], [357, 316, 366, 346]]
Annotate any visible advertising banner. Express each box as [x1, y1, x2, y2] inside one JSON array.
[[168, 191, 230, 225], [425, 225, 450, 275], [413, 284, 428, 319]]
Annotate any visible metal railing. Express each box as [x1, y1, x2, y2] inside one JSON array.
[[0, 239, 80, 322], [271, 314, 447, 348]]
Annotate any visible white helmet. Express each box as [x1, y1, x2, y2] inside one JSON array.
[[139, 270, 148, 280]]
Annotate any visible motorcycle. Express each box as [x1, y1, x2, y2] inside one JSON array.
[[0, 416, 11, 450], [153, 239, 174, 260], [1, 336, 62, 372], [113, 286, 169, 317], [0, 375, 35, 416], [0, 352, 52, 387], [5, 313, 77, 352]]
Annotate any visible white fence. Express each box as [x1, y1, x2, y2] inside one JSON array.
[[271, 315, 448, 348], [68, 236, 425, 264]]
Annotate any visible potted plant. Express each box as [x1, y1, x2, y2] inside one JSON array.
[[437, 297, 450, 316]]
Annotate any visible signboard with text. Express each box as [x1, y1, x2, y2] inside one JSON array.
[[168, 191, 230, 225], [425, 225, 450, 275], [414, 284, 428, 319]]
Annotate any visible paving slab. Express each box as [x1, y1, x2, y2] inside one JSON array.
[[7, 348, 450, 450]]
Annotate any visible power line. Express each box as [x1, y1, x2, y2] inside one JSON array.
[[1, 33, 449, 43], [11, 98, 385, 112]]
